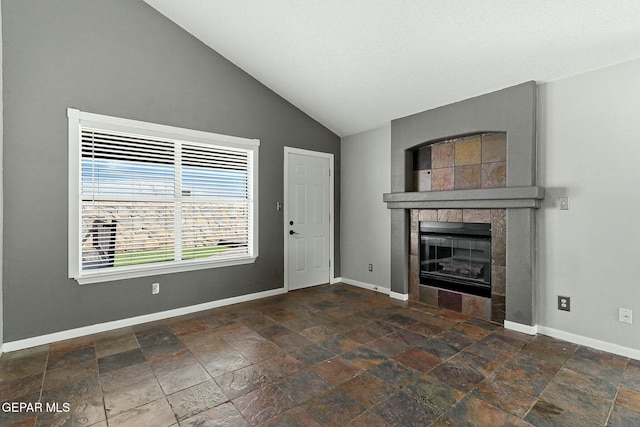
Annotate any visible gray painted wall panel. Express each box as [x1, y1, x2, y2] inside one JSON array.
[[390, 209, 409, 294], [506, 209, 536, 325], [2, 0, 339, 341]]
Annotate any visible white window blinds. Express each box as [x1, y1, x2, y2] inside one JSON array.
[[69, 109, 259, 284]]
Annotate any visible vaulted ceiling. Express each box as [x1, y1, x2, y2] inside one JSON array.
[[144, 1, 640, 137]]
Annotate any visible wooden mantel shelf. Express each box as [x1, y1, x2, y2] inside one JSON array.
[[383, 186, 545, 209]]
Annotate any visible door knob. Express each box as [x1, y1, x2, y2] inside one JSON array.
[[289, 230, 298, 235]]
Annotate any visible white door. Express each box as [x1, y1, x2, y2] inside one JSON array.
[[285, 149, 332, 290]]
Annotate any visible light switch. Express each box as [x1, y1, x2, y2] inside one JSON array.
[[559, 197, 569, 210]]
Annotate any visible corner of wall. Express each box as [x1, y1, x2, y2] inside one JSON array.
[[339, 124, 392, 290]]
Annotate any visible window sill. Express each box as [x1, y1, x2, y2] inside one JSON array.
[[73, 256, 257, 285]]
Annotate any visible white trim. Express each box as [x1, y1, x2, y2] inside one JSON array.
[[283, 147, 290, 290], [283, 147, 335, 291], [340, 278, 390, 295], [68, 110, 81, 279], [2, 287, 285, 353], [69, 108, 260, 149], [503, 321, 640, 361], [330, 276, 343, 284], [504, 320, 538, 335], [250, 147, 260, 261], [537, 325, 640, 361], [390, 291, 409, 301], [76, 257, 257, 285]]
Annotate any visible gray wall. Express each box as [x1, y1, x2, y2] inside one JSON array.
[[340, 124, 391, 288], [537, 58, 640, 350], [2, 0, 339, 341]]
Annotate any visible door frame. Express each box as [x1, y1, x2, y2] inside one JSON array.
[[283, 147, 335, 292]]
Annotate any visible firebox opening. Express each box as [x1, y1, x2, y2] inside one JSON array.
[[420, 221, 491, 298]]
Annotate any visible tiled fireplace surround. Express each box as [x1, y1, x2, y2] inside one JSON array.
[[409, 207, 506, 324], [384, 81, 545, 329]]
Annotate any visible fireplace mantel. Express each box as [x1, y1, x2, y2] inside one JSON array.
[[383, 186, 545, 209]]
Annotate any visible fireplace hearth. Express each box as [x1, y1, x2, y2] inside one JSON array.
[[420, 222, 491, 298]]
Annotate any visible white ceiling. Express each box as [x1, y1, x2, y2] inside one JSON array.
[[144, 0, 640, 137]]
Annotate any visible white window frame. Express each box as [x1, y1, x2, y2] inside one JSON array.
[[68, 108, 259, 284]]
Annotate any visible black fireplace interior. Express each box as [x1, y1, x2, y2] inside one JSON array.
[[420, 221, 491, 298]]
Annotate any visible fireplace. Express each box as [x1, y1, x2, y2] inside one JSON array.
[[420, 221, 491, 298], [407, 209, 506, 323], [384, 82, 543, 327]]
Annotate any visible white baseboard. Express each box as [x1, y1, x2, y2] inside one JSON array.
[[340, 278, 390, 295], [389, 291, 409, 301], [329, 277, 405, 301], [504, 320, 538, 335], [504, 321, 640, 361], [1, 287, 286, 354], [537, 325, 640, 361], [330, 276, 343, 285]]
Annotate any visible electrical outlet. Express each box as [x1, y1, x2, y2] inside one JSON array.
[[152, 283, 160, 294], [368, 264, 373, 272], [619, 308, 633, 324], [558, 296, 570, 311]]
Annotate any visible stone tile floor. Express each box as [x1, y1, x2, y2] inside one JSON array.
[[1, 283, 639, 426]]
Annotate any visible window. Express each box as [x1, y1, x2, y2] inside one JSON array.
[[68, 109, 259, 284]]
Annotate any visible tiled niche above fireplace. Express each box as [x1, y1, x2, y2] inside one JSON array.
[[413, 133, 506, 192]]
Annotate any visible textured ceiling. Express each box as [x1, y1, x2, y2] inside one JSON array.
[[144, 0, 640, 137]]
